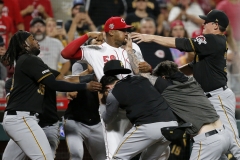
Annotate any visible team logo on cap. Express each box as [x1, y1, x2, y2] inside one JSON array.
[[120, 61, 124, 67], [121, 18, 125, 23], [109, 23, 114, 29], [194, 35, 207, 45]]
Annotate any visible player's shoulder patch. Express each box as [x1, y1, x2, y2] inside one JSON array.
[[193, 35, 207, 45]]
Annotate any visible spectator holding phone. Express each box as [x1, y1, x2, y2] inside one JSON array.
[[168, 0, 204, 37], [46, 18, 68, 47], [65, 0, 96, 43]]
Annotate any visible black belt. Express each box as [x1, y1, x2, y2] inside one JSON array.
[[192, 129, 218, 143], [206, 86, 228, 98], [6, 110, 36, 116]]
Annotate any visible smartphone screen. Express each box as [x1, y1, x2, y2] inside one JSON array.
[[56, 20, 63, 29]]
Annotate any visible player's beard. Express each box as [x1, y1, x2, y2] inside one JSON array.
[[122, 39, 127, 45], [30, 46, 40, 56]]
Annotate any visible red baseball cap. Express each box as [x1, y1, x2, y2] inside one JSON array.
[[104, 17, 132, 32], [170, 20, 184, 29]]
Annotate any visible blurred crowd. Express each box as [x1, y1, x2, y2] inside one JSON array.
[[0, 0, 239, 97]]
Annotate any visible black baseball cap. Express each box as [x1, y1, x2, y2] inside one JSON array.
[[104, 60, 131, 76], [30, 17, 46, 27], [199, 9, 229, 29]]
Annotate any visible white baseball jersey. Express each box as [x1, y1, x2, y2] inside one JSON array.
[[80, 42, 142, 81]]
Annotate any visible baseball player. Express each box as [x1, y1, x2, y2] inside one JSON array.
[[99, 60, 178, 159], [63, 61, 106, 160], [153, 61, 230, 159], [61, 17, 152, 159], [2, 68, 61, 160], [0, 31, 102, 160], [131, 9, 240, 159]]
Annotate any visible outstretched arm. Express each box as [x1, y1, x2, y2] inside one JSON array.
[[131, 32, 176, 48]]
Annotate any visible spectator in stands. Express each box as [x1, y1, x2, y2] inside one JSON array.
[[86, 0, 126, 27], [126, 0, 156, 32], [0, 35, 6, 97], [0, 1, 13, 48], [2, 0, 24, 32], [138, 17, 173, 68], [217, 0, 240, 93], [169, 20, 194, 66], [65, 0, 96, 43], [156, 1, 171, 35], [127, 0, 160, 18], [30, 17, 70, 78], [18, 0, 53, 31], [46, 18, 68, 47], [217, 0, 240, 43], [168, 0, 204, 37]]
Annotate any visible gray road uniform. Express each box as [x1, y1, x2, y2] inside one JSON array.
[[102, 75, 178, 159], [63, 62, 106, 160], [2, 54, 89, 160], [176, 32, 240, 159], [3, 69, 61, 160], [154, 72, 231, 160]]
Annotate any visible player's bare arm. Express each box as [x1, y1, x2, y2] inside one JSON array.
[[179, 63, 193, 76], [131, 32, 176, 48], [125, 35, 140, 75]]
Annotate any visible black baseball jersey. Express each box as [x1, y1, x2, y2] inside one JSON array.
[[176, 34, 228, 92], [111, 75, 177, 125], [38, 69, 60, 127], [64, 90, 100, 125], [6, 54, 52, 113]]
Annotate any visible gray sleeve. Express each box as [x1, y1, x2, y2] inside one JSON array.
[[102, 92, 119, 124], [72, 62, 84, 75]]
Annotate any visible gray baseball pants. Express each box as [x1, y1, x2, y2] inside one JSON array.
[[64, 119, 106, 160], [2, 121, 60, 160], [2, 111, 53, 160], [190, 126, 230, 160], [112, 121, 178, 160], [207, 87, 240, 159]]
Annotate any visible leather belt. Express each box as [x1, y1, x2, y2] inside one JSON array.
[[6, 110, 36, 116], [206, 86, 228, 98]]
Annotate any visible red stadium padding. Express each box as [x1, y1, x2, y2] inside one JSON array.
[[0, 97, 69, 111]]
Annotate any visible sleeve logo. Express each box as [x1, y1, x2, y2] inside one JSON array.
[[42, 69, 50, 74], [194, 36, 207, 45]]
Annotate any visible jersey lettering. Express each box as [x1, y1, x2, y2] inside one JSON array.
[[37, 84, 45, 95], [103, 55, 116, 64]]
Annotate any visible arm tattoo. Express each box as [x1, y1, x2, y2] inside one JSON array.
[[127, 50, 140, 75], [127, 50, 157, 84], [141, 73, 157, 85]]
